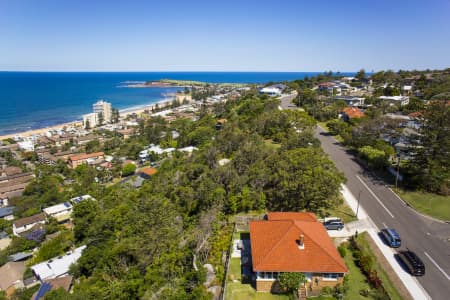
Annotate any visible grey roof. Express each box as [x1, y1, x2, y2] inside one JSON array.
[[0, 206, 14, 218], [9, 251, 33, 262]]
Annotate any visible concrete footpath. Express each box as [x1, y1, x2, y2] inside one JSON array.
[[340, 184, 431, 300]]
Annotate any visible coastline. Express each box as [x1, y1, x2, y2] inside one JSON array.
[[0, 98, 174, 141]]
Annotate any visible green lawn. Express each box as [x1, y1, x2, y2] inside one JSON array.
[[322, 200, 357, 224], [355, 233, 403, 300], [226, 282, 290, 300], [228, 258, 242, 281], [226, 250, 289, 300], [395, 189, 450, 221], [342, 244, 372, 300]]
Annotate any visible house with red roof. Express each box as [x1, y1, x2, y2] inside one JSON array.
[[341, 107, 365, 121], [250, 212, 347, 295]]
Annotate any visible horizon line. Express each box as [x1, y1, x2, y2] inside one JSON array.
[[0, 70, 360, 73]]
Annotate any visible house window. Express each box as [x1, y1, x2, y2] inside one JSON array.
[[322, 273, 339, 281], [258, 272, 276, 280]]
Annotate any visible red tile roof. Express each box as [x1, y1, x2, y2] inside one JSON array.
[[318, 82, 335, 87], [408, 111, 422, 118], [342, 107, 365, 118], [69, 152, 104, 162], [267, 212, 317, 222], [250, 212, 347, 273], [140, 167, 158, 177]]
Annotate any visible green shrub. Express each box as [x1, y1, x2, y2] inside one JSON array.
[[337, 245, 346, 257], [321, 286, 333, 295], [352, 249, 361, 260], [359, 255, 374, 274], [122, 163, 136, 177], [360, 289, 370, 297]]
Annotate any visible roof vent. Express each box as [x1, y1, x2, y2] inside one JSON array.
[[298, 234, 305, 250]]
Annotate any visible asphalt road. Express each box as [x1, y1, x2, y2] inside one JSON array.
[[315, 125, 450, 300], [278, 95, 450, 299]]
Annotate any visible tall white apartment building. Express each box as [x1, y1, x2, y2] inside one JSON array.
[[82, 100, 112, 128], [93, 100, 112, 123]]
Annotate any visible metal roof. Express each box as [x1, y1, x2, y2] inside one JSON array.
[[0, 206, 14, 218]]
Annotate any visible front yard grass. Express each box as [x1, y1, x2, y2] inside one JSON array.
[[355, 233, 404, 300], [226, 282, 290, 300], [341, 242, 372, 300], [322, 200, 357, 224], [395, 189, 450, 221]]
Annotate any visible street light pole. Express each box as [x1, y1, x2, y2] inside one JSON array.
[[395, 155, 400, 189], [356, 190, 362, 218]]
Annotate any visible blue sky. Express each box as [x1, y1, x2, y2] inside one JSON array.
[[1, 0, 449, 72]]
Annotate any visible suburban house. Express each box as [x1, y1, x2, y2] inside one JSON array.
[[44, 134, 74, 147], [341, 107, 365, 121], [0, 197, 8, 207], [259, 84, 286, 96], [68, 152, 104, 169], [43, 202, 73, 223], [13, 213, 46, 236], [333, 96, 365, 107], [139, 167, 158, 179], [116, 128, 134, 139], [37, 150, 74, 166], [132, 167, 158, 188], [0, 261, 26, 295], [0, 206, 14, 220], [0, 172, 35, 199], [379, 95, 410, 106], [70, 194, 95, 205], [250, 212, 347, 296], [31, 245, 86, 281], [31, 275, 73, 300]]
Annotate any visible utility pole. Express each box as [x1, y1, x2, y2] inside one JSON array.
[[356, 190, 362, 218], [395, 155, 400, 189]]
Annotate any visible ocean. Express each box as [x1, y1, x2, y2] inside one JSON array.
[[0, 72, 345, 135]]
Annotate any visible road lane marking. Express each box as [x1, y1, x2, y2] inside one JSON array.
[[382, 222, 388, 229], [424, 251, 450, 281], [356, 175, 395, 218]]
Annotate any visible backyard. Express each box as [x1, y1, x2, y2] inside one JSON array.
[[225, 231, 289, 300]]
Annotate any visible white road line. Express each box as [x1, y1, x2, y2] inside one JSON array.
[[424, 252, 450, 281], [382, 222, 388, 229], [356, 175, 395, 218]]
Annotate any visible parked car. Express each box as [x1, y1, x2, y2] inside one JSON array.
[[323, 219, 344, 230], [380, 228, 401, 248], [396, 250, 425, 276]]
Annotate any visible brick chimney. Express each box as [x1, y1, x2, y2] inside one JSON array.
[[298, 234, 305, 250]]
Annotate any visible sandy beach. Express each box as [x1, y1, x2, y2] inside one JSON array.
[[0, 98, 174, 141]]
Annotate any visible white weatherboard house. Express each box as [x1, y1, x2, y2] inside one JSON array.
[[70, 194, 95, 204], [12, 213, 46, 236], [43, 202, 73, 223], [379, 96, 410, 106], [31, 245, 86, 281]]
